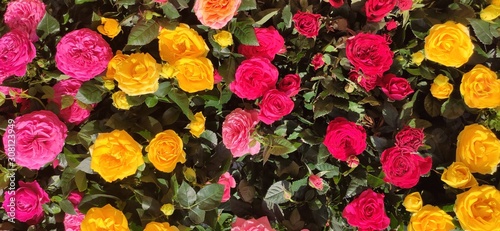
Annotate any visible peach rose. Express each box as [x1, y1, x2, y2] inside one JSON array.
[[193, 0, 242, 29]]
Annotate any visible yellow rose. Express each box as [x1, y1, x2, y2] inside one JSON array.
[[146, 130, 186, 173], [430, 74, 453, 100], [112, 91, 131, 110], [105, 51, 129, 81], [441, 162, 478, 189], [456, 124, 500, 174], [160, 203, 175, 216], [160, 63, 178, 79], [481, 5, 500, 21], [158, 23, 209, 63], [103, 80, 115, 91], [494, 0, 500, 6], [403, 192, 423, 213], [97, 17, 121, 39], [90, 130, 144, 182], [144, 222, 179, 231], [460, 64, 500, 109], [408, 205, 455, 231], [213, 30, 233, 48], [424, 21, 473, 67], [411, 51, 425, 66], [80, 204, 129, 231], [173, 57, 214, 93], [455, 185, 500, 231], [114, 53, 161, 96], [188, 112, 205, 138]]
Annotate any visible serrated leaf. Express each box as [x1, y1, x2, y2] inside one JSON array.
[[264, 181, 290, 205], [254, 8, 280, 26], [232, 20, 259, 46], [196, 184, 224, 211], [162, 2, 181, 19], [281, 4, 292, 29], [178, 181, 197, 208], [468, 18, 494, 45], [167, 88, 194, 120], [37, 12, 60, 40], [345, 176, 367, 198], [60, 95, 74, 110], [75, 82, 104, 104], [313, 97, 334, 119], [59, 199, 76, 215], [127, 19, 160, 46], [267, 135, 299, 156], [238, 0, 257, 11]]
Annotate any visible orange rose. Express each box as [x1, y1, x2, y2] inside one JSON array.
[[193, 0, 242, 29]]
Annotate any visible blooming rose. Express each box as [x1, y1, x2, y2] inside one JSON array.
[[144, 222, 179, 231], [64, 211, 85, 231], [379, 74, 414, 101], [105, 51, 129, 81], [2, 181, 49, 224], [454, 185, 500, 231], [218, 172, 236, 202], [364, 0, 397, 22], [441, 162, 478, 189], [232, 217, 275, 231], [342, 189, 390, 231], [408, 205, 455, 231], [345, 33, 393, 76], [398, 0, 413, 11], [2, 110, 67, 169], [90, 130, 144, 182], [238, 27, 285, 60], [349, 71, 379, 91], [395, 126, 424, 151], [97, 17, 121, 39], [329, 0, 344, 8], [278, 74, 301, 97], [311, 53, 325, 70], [230, 58, 279, 100], [430, 74, 453, 100], [112, 91, 132, 110], [213, 30, 233, 48], [460, 64, 500, 109], [114, 53, 161, 96], [403, 192, 423, 213], [456, 124, 500, 174], [292, 11, 321, 38], [308, 175, 324, 190], [188, 112, 206, 138], [222, 108, 261, 157], [0, 30, 36, 83], [173, 57, 214, 93], [380, 146, 432, 188], [258, 89, 294, 125], [424, 21, 473, 67], [80, 204, 129, 231], [4, 0, 46, 41], [158, 24, 209, 63], [53, 79, 93, 125], [323, 117, 367, 161], [146, 130, 186, 173], [193, 0, 241, 29]]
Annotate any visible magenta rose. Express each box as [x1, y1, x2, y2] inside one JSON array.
[[311, 53, 325, 70], [329, 0, 344, 8], [55, 28, 113, 81], [0, 30, 36, 83], [379, 74, 414, 101], [278, 74, 301, 97], [52, 79, 94, 125], [214, 70, 223, 84], [380, 146, 432, 188], [398, 0, 412, 11], [4, 0, 46, 41], [323, 117, 367, 161], [386, 20, 398, 31], [238, 27, 285, 61], [67, 191, 84, 207], [258, 89, 294, 125], [230, 57, 279, 100], [345, 33, 393, 76], [395, 126, 425, 151], [342, 189, 390, 231], [364, 0, 397, 22], [2, 181, 50, 224], [292, 11, 322, 38], [218, 172, 236, 202], [222, 108, 261, 157], [64, 211, 85, 231], [308, 175, 324, 190], [2, 110, 68, 170], [232, 216, 275, 231], [349, 71, 380, 91]]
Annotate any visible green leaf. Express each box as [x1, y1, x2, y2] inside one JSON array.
[[60, 95, 74, 110], [59, 199, 76, 215], [75, 157, 94, 174], [75, 171, 88, 192], [441, 98, 465, 119], [188, 206, 206, 224], [75, 0, 97, 4], [0, 92, 5, 107], [382, 101, 399, 128], [167, 88, 194, 120], [468, 18, 494, 45], [232, 20, 259, 46], [127, 19, 160, 46], [424, 94, 441, 117], [177, 181, 197, 208], [266, 135, 299, 156], [219, 56, 237, 83], [254, 8, 280, 26], [345, 176, 367, 198], [76, 81, 104, 104], [154, 82, 172, 97], [162, 2, 181, 19], [37, 12, 60, 40], [264, 181, 290, 205], [238, 0, 257, 11], [145, 95, 159, 108], [196, 184, 224, 211], [281, 4, 293, 29], [313, 97, 334, 119]]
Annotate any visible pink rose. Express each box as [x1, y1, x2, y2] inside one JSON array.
[[238, 27, 285, 61], [380, 146, 432, 188], [398, 0, 412, 11], [64, 210, 85, 231], [193, 0, 241, 29], [0, 30, 36, 83], [258, 89, 294, 125], [308, 175, 324, 190], [395, 126, 425, 151], [311, 53, 325, 70], [222, 108, 261, 157], [292, 11, 322, 38], [0, 86, 24, 103], [379, 74, 414, 101], [67, 191, 84, 207], [386, 20, 398, 31], [349, 71, 379, 91], [232, 216, 275, 231], [230, 57, 279, 100], [55, 28, 113, 81], [52, 79, 93, 125], [277, 74, 301, 97], [218, 172, 236, 202], [214, 70, 223, 84], [329, 0, 344, 8], [323, 117, 367, 161], [345, 33, 393, 76], [4, 0, 46, 41], [364, 0, 397, 22], [2, 181, 49, 224], [2, 110, 68, 170], [342, 189, 390, 231]]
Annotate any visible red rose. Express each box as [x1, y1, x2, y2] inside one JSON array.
[[323, 117, 367, 161], [278, 74, 301, 97], [292, 11, 321, 38], [230, 57, 279, 100], [238, 26, 285, 61], [386, 20, 398, 31], [398, 0, 412, 11], [345, 33, 393, 76], [379, 73, 414, 101], [364, 0, 397, 22], [311, 53, 325, 70], [380, 146, 432, 188], [395, 126, 425, 151], [342, 189, 390, 231], [349, 71, 380, 91], [329, 0, 344, 8], [258, 89, 294, 125]]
